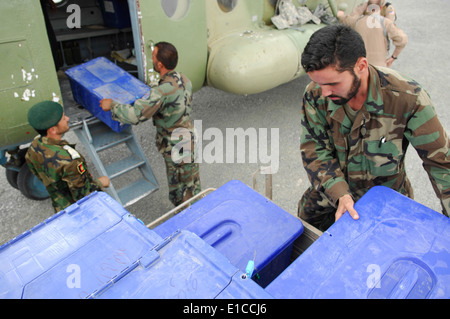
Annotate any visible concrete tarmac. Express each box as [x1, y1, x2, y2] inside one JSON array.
[[1, 0, 449, 246]]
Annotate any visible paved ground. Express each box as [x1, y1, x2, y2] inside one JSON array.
[[1, 0, 448, 246]]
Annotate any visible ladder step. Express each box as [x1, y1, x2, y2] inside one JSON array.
[[75, 119, 159, 207], [88, 121, 133, 152], [94, 134, 133, 152], [104, 155, 146, 179], [117, 178, 158, 207]]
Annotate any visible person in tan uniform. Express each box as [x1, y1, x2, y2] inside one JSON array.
[[338, 0, 407, 67]]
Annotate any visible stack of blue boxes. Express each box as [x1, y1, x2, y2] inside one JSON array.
[[1, 181, 448, 299], [0, 180, 298, 299]]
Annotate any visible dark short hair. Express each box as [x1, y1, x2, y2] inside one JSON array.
[[301, 24, 366, 73], [155, 41, 178, 70]]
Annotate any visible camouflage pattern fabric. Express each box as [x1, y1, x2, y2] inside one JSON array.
[[110, 71, 194, 154], [110, 70, 201, 205], [272, 2, 319, 29], [271, 2, 332, 29], [297, 6, 320, 25], [299, 65, 450, 229], [298, 188, 337, 231], [25, 136, 103, 213], [163, 152, 201, 207], [272, 0, 301, 29]]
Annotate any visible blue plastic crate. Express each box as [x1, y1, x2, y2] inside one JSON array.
[[92, 230, 273, 299], [265, 186, 450, 299], [154, 180, 304, 287], [0, 192, 163, 299], [65, 57, 150, 132]]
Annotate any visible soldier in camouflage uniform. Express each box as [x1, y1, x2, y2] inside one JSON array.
[[299, 25, 450, 231], [25, 101, 110, 212], [100, 42, 201, 206]]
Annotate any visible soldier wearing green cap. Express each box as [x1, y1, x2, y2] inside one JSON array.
[[25, 100, 110, 212], [100, 42, 201, 207]]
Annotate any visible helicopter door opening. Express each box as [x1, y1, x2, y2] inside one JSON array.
[[40, 0, 137, 121], [41, 0, 136, 73]]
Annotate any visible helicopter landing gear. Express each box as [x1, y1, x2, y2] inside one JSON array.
[[4, 148, 49, 200]]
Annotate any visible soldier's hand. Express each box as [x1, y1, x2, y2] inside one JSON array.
[[98, 176, 110, 188], [335, 194, 359, 222], [386, 57, 395, 67], [100, 99, 113, 112]]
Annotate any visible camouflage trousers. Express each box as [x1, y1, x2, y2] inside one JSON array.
[[163, 153, 201, 207], [298, 187, 337, 231]]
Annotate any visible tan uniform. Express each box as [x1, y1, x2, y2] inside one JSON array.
[[339, 2, 407, 67], [342, 1, 397, 23]]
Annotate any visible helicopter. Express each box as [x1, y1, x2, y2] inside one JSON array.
[[0, 0, 361, 201]]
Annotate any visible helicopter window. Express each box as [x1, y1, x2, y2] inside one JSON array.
[[217, 0, 238, 12], [52, 0, 69, 8], [161, 0, 191, 20]]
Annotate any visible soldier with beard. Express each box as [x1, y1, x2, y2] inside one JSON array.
[[298, 25, 450, 230]]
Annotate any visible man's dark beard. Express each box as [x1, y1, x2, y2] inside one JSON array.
[[329, 72, 361, 105]]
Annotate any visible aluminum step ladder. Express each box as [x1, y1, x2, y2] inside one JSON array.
[[73, 118, 158, 207]]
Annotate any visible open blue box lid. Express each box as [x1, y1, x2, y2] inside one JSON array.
[[154, 180, 304, 277], [93, 230, 273, 299], [266, 186, 450, 299], [0, 192, 163, 299], [65, 57, 150, 132]]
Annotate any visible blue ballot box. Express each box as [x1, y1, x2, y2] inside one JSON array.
[[0, 192, 163, 299], [0, 191, 272, 299], [265, 186, 450, 299], [93, 230, 273, 299], [154, 180, 304, 287], [65, 57, 150, 132]]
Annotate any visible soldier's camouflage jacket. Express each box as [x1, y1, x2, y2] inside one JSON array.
[[25, 136, 103, 212], [110, 70, 194, 158], [301, 65, 450, 216]]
